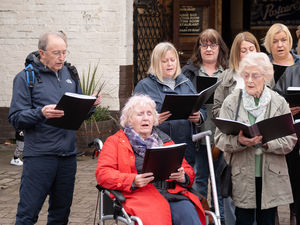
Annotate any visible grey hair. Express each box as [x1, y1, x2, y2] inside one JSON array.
[[238, 52, 273, 82], [38, 31, 67, 50], [120, 94, 159, 128]]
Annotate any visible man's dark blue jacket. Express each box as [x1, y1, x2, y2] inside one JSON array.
[[8, 51, 81, 157]]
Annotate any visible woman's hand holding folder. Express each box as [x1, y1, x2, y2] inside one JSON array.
[[158, 111, 171, 124]]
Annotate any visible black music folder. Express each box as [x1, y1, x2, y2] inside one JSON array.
[[212, 113, 295, 144], [46, 92, 96, 130], [142, 143, 187, 181], [161, 80, 221, 120], [273, 64, 287, 83], [284, 87, 300, 107], [196, 76, 218, 104]]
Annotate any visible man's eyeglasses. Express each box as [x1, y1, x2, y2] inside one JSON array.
[[199, 43, 219, 50], [45, 50, 70, 57]]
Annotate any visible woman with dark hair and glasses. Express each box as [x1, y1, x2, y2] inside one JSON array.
[[182, 28, 229, 225]]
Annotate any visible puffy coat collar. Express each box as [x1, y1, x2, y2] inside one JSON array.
[[24, 51, 60, 74], [147, 73, 191, 89], [182, 61, 199, 75], [269, 51, 300, 64]]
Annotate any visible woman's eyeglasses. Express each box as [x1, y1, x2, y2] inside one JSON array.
[[200, 43, 219, 50], [242, 72, 263, 81]]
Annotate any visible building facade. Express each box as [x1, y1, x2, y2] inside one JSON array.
[[0, 0, 134, 141], [0, 0, 299, 142], [0, 0, 133, 109]]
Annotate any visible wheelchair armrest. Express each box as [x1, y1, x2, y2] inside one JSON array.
[[96, 184, 126, 203]]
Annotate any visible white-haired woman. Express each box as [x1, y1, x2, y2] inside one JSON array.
[[214, 52, 297, 225], [95, 94, 206, 225], [134, 42, 206, 169]]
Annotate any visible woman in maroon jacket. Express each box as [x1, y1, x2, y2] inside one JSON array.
[[95, 94, 206, 225]]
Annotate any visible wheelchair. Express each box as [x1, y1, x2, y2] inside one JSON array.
[[90, 136, 221, 225], [95, 184, 143, 225]]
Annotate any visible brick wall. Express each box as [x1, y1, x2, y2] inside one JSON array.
[[0, 0, 133, 111]]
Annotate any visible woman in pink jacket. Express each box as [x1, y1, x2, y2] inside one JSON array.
[[95, 94, 206, 225]]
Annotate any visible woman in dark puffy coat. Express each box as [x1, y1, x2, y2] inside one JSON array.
[[134, 42, 206, 167]]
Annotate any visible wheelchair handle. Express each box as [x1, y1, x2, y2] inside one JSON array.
[[88, 138, 103, 159], [96, 184, 126, 202], [88, 138, 103, 149]]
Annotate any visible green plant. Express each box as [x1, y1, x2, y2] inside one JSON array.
[[80, 62, 101, 96], [88, 105, 111, 122], [80, 62, 110, 123]]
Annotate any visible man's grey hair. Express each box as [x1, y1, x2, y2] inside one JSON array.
[[38, 31, 67, 50]]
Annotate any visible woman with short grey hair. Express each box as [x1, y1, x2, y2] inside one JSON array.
[[96, 94, 206, 225], [215, 52, 297, 225]]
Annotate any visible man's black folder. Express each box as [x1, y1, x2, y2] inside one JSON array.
[[212, 113, 295, 144], [142, 143, 187, 181], [161, 80, 221, 120], [46, 92, 96, 130]]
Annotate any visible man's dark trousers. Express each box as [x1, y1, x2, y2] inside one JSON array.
[[15, 155, 77, 225]]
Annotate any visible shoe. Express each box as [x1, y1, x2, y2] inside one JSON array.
[[10, 158, 23, 166]]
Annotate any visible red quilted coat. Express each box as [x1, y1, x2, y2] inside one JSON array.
[[95, 130, 206, 225]]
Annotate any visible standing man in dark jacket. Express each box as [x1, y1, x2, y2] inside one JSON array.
[[8, 31, 101, 224]]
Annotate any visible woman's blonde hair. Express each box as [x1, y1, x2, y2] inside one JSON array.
[[238, 52, 273, 83], [120, 94, 159, 128], [229, 32, 260, 71], [147, 42, 181, 82], [263, 23, 293, 53]]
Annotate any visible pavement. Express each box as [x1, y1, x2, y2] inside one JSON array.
[[0, 144, 291, 225], [0, 144, 100, 225]]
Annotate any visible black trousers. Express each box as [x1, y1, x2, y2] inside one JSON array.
[[286, 143, 300, 225], [16, 155, 77, 225], [235, 177, 276, 225]]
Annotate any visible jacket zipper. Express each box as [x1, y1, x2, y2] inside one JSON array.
[[56, 72, 61, 88]]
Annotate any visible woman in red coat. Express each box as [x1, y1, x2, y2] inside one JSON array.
[[95, 94, 206, 225]]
